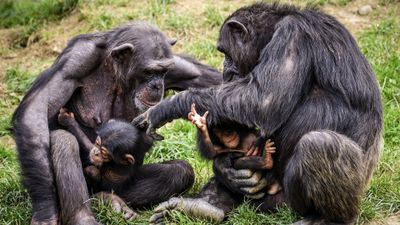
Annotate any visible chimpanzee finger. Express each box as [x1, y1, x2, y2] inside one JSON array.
[[191, 103, 197, 114], [147, 127, 164, 141], [251, 147, 260, 156], [124, 210, 138, 221], [131, 113, 148, 129], [266, 147, 276, 153], [229, 168, 254, 179], [149, 211, 168, 224], [246, 146, 255, 156], [267, 182, 282, 195], [111, 200, 122, 213], [232, 171, 263, 187], [240, 177, 268, 194], [201, 111, 209, 123], [246, 192, 265, 199], [153, 198, 181, 212], [188, 112, 194, 121]]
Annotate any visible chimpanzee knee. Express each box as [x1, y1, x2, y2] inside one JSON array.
[[284, 130, 365, 223], [50, 129, 80, 158], [163, 160, 195, 193]]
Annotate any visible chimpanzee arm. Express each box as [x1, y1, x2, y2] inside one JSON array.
[[134, 16, 311, 138], [12, 36, 105, 219], [60, 113, 95, 153], [164, 54, 222, 90]]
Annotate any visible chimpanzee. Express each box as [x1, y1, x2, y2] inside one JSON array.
[[188, 103, 281, 196], [58, 109, 192, 220], [12, 22, 222, 225], [188, 103, 276, 171], [134, 3, 383, 225]]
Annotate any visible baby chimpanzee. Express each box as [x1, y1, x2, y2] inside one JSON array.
[[188, 104, 280, 194], [58, 109, 152, 190]]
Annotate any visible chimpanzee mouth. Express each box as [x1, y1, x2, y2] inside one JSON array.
[[140, 99, 158, 107]]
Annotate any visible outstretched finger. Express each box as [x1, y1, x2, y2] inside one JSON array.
[[188, 111, 194, 121], [202, 111, 209, 120], [191, 103, 197, 115]]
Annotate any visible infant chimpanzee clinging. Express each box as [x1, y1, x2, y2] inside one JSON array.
[[188, 104, 280, 195], [58, 108, 152, 190]]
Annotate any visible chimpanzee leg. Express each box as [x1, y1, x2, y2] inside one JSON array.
[[49, 130, 100, 225], [197, 177, 243, 214], [119, 160, 195, 207], [284, 130, 366, 225], [148, 177, 242, 224]]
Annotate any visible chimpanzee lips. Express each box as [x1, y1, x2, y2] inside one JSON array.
[[141, 99, 158, 107]]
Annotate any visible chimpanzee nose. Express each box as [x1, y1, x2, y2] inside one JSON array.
[[152, 82, 163, 90], [93, 117, 102, 126]]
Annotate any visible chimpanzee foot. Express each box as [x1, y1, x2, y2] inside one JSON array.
[[149, 197, 225, 224], [68, 209, 102, 225], [267, 181, 282, 195], [30, 216, 58, 225], [97, 192, 138, 221]]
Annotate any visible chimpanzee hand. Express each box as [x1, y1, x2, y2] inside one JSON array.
[[149, 197, 225, 224], [213, 153, 267, 199], [132, 103, 176, 141], [58, 108, 76, 127]]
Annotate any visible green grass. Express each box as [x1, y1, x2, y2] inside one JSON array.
[[356, 17, 400, 223], [0, 1, 399, 224], [0, 0, 79, 47], [0, 0, 79, 28]]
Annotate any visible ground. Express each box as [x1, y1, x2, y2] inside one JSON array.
[[0, 0, 399, 224]]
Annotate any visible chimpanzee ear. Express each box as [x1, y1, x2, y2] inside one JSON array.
[[226, 19, 249, 36], [123, 154, 135, 165], [111, 43, 135, 63], [168, 38, 177, 46]]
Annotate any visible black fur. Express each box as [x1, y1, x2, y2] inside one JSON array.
[[135, 3, 383, 224], [12, 21, 220, 224]]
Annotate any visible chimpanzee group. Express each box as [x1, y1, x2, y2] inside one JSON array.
[[13, 2, 382, 225]]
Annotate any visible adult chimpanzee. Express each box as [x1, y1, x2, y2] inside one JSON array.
[[12, 22, 221, 225], [134, 3, 383, 224]]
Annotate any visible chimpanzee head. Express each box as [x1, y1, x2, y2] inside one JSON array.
[[90, 119, 151, 167], [107, 22, 177, 111], [216, 3, 295, 81]]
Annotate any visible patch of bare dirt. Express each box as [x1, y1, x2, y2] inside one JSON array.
[[367, 214, 400, 225], [322, 0, 398, 35]]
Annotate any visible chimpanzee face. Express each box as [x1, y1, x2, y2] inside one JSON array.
[[217, 17, 271, 82], [110, 33, 176, 112], [89, 136, 135, 167]]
